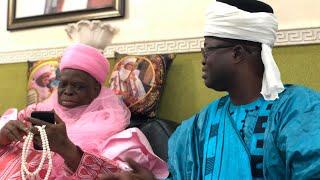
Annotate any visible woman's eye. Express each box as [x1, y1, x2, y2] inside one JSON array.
[[74, 83, 87, 90], [58, 81, 67, 88]]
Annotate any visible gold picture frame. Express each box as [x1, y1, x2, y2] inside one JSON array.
[[7, 0, 125, 30]]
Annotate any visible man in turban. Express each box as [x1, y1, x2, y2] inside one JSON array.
[[100, 0, 320, 179]]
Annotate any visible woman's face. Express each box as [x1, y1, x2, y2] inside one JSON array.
[[58, 69, 100, 108]]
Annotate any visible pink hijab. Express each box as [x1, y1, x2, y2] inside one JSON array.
[[20, 43, 131, 154]]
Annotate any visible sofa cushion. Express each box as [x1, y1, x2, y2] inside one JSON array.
[[109, 53, 175, 119]]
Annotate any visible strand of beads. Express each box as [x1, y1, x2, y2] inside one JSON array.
[[21, 125, 53, 180]]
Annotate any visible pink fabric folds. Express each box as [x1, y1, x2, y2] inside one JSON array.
[[0, 108, 18, 129], [59, 43, 110, 85], [102, 128, 169, 179]]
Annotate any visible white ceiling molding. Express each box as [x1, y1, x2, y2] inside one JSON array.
[[0, 27, 319, 64]]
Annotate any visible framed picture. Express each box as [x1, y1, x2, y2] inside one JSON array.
[[7, 0, 125, 30]]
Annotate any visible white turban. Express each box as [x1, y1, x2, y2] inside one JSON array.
[[204, 1, 284, 100]]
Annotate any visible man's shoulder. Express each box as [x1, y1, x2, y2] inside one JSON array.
[[278, 84, 320, 103], [272, 84, 320, 123], [283, 84, 319, 94]]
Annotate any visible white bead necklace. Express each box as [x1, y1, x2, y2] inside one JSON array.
[[21, 125, 52, 180]]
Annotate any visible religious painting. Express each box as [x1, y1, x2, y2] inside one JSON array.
[[110, 56, 156, 107], [27, 58, 60, 105]]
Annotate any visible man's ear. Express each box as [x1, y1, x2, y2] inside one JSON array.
[[232, 45, 246, 64]]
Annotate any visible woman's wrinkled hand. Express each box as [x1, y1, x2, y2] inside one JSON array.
[[29, 112, 83, 171], [0, 120, 28, 146]]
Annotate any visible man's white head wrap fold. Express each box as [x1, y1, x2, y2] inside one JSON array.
[[204, 1, 284, 100]]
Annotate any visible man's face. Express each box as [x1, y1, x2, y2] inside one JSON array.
[[202, 37, 235, 91], [58, 69, 100, 108]]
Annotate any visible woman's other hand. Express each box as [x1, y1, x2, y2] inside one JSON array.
[[0, 120, 28, 146]]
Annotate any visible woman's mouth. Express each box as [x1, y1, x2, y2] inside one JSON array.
[[60, 100, 77, 107]]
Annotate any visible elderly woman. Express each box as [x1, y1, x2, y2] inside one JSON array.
[[0, 44, 168, 179]]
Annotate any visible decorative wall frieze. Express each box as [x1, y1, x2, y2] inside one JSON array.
[[0, 27, 319, 64]]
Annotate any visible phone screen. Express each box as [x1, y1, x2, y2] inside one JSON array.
[[30, 111, 55, 150], [30, 111, 55, 124]]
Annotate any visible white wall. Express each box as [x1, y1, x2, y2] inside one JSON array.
[[1, 0, 320, 52], [267, 0, 320, 29]]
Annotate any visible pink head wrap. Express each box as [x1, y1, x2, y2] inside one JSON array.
[[32, 64, 53, 80], [60, 43, 109, 85]]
